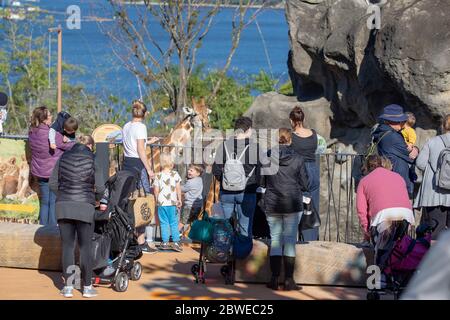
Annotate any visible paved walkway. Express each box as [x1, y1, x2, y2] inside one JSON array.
[[0, 243, 367, 300]]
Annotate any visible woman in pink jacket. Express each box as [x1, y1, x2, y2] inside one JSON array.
[[356, 155, 415, 265]]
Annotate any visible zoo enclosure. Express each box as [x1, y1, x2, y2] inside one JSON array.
[[0, 135, 365, 243]]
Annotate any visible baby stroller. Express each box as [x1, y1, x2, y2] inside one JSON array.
[[191, 203, 236, 285], [367, 219, 435, 300], [91, 170, 143, 292]]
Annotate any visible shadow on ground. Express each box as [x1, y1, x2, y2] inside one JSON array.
[[139, 257, 364, 300]]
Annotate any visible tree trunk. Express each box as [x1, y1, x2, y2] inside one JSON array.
[[177, 52, 188, 121]]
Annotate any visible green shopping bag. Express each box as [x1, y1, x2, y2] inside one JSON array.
[[188, 211, 214, 243]]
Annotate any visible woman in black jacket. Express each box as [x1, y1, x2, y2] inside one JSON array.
[[49, 135, 104, 298], [262, 128, 309, 291]]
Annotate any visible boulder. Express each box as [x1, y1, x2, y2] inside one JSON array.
[[286, 0, 450, 139], [235, 239, 374, 286], [245, 92, 332, 139], [0, 223, 62, 271]]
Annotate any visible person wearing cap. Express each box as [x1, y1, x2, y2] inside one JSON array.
[[372, 104, 419, 197], [0, 92, 8, 135]]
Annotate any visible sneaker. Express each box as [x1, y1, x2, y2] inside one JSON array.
[[140, 243, 158, 254], [172, 242, 183, 252], [82, 285, 98, 298], [159, 242, 171, 251], [60, 286, 73, 298], [102, 265, 116, 277]]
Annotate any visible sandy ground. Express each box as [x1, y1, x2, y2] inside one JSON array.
[[0, 243, 368, 300]]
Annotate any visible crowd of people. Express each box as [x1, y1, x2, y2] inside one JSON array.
[[10, 96, 448, 298], [357, 104, 450, 242], [356, 105, 450, 293]]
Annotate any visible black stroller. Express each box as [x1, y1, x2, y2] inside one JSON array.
[[91, 170, 143, 292]]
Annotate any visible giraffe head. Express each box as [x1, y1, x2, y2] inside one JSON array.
[[182, 97, 212, 130]]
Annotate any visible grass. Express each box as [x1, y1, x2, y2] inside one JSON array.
[[0, 138, 27, 164]]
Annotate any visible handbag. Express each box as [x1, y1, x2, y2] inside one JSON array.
[[299, 198, 321, 230], [129, 188, 155, 228], [188, 211, 214, 243]]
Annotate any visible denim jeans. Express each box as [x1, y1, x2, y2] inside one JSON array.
[[301, 161, 320, 241], [38, 178, 57, 226], [266, 213, 300, 257], [123, 157, 151, 194], [157, 206, 180, 243], [220, 192, 257, 238]]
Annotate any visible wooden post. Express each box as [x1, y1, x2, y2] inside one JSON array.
[[57, 25, 62, 113], [48, 25, 62, 113]]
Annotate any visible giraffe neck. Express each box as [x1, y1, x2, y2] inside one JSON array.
[[148, 117, 193, 173]]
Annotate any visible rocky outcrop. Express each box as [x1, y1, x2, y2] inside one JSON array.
[[245, 92, 332, 136], [283, 0, 450, 150]]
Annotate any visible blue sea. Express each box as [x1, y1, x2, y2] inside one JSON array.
[[3, 0, 289, 102]]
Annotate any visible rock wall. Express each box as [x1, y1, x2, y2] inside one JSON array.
[[247, 0, 450, 153]]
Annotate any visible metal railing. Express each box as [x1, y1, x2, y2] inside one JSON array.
[[1, 135, 365, 243], [319, 153, 363, 244]]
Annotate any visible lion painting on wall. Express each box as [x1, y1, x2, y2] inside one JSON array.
[[0, 155, 35, 201]]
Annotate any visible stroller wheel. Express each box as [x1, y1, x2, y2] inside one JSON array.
[[113, 272, 129, 292], [220, 265, 229, 278], [367, 291, 380, 300], [131, 262, 142, 281], [191, 264, 200, 276]]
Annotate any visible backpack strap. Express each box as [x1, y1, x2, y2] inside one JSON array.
[[237, 144, 250, 161], [224, 143, 231, 161], [440, 135, 449, 149], [246, 166, 256, 179]]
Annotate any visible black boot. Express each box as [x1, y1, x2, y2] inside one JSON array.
[[284, 256, 300, 291], [267, 256, 282, 290]]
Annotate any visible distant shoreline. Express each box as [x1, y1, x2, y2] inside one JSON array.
[[122, 1, 285, 10]]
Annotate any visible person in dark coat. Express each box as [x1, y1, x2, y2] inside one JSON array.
[[261, 128, 309, 291], [372, 104, 419, 197], [49, 135, 104, 298]]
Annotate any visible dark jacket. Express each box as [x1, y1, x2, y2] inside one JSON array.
[[372, 123, 415, 195], [51, 111, 76, 139], [212, 138, 262, 193], [49, 144, 104, 223], [262, 145, 309, 214]]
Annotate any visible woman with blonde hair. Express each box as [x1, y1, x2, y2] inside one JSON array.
[[121, 100, 159, 252], [414, 115, 450, 240]]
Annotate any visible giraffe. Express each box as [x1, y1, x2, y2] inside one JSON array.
[[204, 174, 220, 214], [146, 97, 212, 174], [146, 97, 220, 217]]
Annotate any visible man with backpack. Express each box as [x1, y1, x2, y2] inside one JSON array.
[[372, 104, 419, 197], [212, 117, 262, 243], [414, 114, 450, 240]]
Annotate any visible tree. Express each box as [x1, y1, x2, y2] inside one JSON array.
[[0, 14, 126, 135], [103, 0, 267, 120]]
